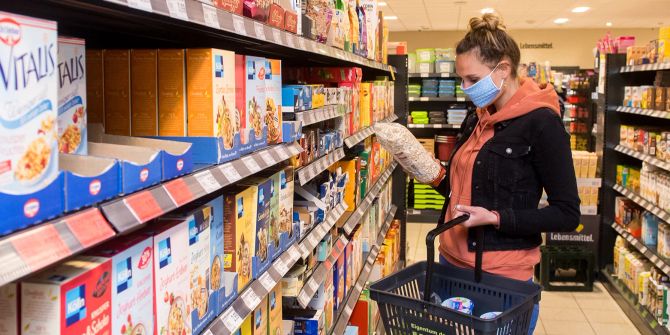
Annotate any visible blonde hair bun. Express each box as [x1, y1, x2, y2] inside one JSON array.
[[469, 13, 506, 32]]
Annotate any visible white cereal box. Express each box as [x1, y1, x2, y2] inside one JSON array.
[[21, 256, 112, 335], [0, 11, 59, 194], [187, 206, 215, 334], [153, 220, 192, 335], [0, 284, 18, 335], [90, 235, 154, 335], [57, 37, 87, 155]]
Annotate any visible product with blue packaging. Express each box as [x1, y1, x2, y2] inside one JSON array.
[[442, 297, 474, 315], [642, 211, 659, 246]]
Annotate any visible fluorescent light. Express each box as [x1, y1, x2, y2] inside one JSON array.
[[554, 18, 569, 24], [480, 7, 495, 14], [384, 16, 398, 20], [571, 6, 590, 13], [606, 21, 613, 27], [378, 1, 387, 6]]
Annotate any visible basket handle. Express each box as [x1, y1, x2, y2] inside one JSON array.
[[423, 214, 473, 302]]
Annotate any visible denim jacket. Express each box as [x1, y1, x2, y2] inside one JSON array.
[[435, 107, 581, 252]]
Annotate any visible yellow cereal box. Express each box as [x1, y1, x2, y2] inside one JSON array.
[[86, 49, 104, 125], [158, 49, 187, 136], [103, 49, 131, 135], [131, 49, 158, 136], [223, 186, 258, 293]]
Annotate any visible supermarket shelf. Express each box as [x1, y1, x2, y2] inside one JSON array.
[[611, 106, 670, 120], [330, 205, 397, 335], [609, 221, 670, 276], [613, 145, 670, 172], [409, 96, 468, 102], [0, 208, 115, 287], [296, 147, 346, 186], [612, 184, 670, 223], [0, 142, 302, 287], [619, 62, 670, 73], [4, 0, 393, 73], [408, 72, 458, 78], [600, 269, 670, 335], [205, 243, 303, 335], [406, 208, 442, 223], [103, 142, 302, 232], [344, 114, 398, 148], [298, 203, 348, 258], [297, 235, 349, 307], [407, 124, 460, 129], [342, 163, 398, 234], [204, 202, 347, 335], [294, 105, 340, 126]]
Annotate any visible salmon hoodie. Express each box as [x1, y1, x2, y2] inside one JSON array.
[[439, 78, 560, 281]]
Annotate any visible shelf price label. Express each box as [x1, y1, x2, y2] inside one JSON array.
[[195, 170, 220, 194], [254, 22, 266, 41], [272, 28, 283, 44], [127, 0, 153, 12], [298, 38, 307, 51], [258, 272, 276, 292], [220, 163, 242, 183], [166, 0, 188, 20], [259, 151, 275, 165], [286, 35, 296, 48], [274, 258, 289, 275], [241, 289, 262, 309], [202, 3, 220, 29], [233, 15, 247, 35], [242, 156, 261, 173], [221, 309, 244, 332], [457, 97, 466, 102]]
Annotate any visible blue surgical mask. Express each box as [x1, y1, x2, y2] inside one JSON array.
[[461, 64, 504, 108]]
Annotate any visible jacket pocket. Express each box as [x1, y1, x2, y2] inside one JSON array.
[[487, 142, 532, 206]]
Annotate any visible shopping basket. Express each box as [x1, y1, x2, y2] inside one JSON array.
[[369, 215, 542, 335]]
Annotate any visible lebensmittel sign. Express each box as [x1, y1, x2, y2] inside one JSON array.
[[547, 215, 600, 248]]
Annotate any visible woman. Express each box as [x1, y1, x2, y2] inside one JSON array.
[[430, 14, 580, 334]]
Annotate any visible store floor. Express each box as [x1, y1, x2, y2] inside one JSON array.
[[405, 223, 641, 335]]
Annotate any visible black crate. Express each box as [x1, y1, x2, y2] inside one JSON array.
[[537, 245, 595, 292]]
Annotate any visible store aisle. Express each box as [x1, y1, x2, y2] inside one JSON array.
[[405, 223, 641, 335]]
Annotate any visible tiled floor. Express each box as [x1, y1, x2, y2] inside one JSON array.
[[405, 222, 641, 335]]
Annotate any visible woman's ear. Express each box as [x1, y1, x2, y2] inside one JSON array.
[[497, 62, 512, 80]]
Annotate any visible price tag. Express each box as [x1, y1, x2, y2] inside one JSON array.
[[242, 156, 261, 173], [259, 151, 275, 165], [310, 43, 319, 53], [195, 170, 220, 193], [164, 178, 193, 206], [125, 191, 162, 223], [221, 309, 244, 332], [277, 147, 289, 160], [233, 15, 247, 35], [457, 97, 466, 102], [287, 35, 296, 48], [274, 258, 289, 274], [220, 163, 242, 182], [298, 291, 310, 306], [258, 272, 276, 292], [298, 38, 306, 50], [308, 279, 319, 292], [202, 4, 220, 29], [127, 0, 152, 11], [166, 0, 188, 20], [344, 304, 353, 316], [272, 28, 283, 44], [288, 245, 301, 262], [241, 289, 262, 309], [420, 97, 429, 101], [308, 234, 319, 247], [65, 209, 115, 248], [254, 22, 266, 40], [420, 73, 429, 78]]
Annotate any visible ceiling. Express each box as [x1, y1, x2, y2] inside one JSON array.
[[381, 0, 670, 31]]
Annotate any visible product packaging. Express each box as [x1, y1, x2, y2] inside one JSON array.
[[103, 49, 131, 135], [130, 49, 158, 136], [245, 56, 269, 150], [58, 37, 87, 155], [252, 295, 269, 335], [223, 186, 258, 293], [0, 284, 17, 335], [158, 49, 187, 136], [86, 49, 104, 124], [241, 177, 274, 278], [265, 59, 283, 144], [21, 256, 112, 335], [268, 284, 283, 335]]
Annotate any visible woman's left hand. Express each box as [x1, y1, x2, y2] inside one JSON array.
[[454, 205, 499, 228]]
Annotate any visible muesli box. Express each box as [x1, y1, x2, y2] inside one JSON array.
[[57, 37, 87, 155], [89, 235, 154, 335], [265, 58, 283, 145], [241, 177, 274, 278], [103, 49, 131, 135], [245, 56, 268, 149], [223, 186, 258, 293], [21, 256, 112, 335], [0, 284, 17, 335]]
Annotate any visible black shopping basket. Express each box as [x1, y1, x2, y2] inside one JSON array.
[[369, 215, 542, 335]]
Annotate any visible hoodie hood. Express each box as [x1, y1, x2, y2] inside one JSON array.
[[479, 78, 560, 125]]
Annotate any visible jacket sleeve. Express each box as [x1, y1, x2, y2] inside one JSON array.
[[497, 113, 581, 235]]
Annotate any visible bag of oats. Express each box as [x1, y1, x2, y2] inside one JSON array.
[[373, 123, 442, 184]]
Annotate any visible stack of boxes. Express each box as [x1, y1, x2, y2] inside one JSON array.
[[572, 151, 599, 211], [421, 79, 438, 98], [415, 48, 436, 74], [438, 79, 456, 98]]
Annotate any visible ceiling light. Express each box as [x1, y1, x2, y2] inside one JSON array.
[[606, 21, 612, 27], [480, 7, 495, 14], [554, 18, 569, 24], [571, 6, 590, 13], [384, 16, 398, 20], [378, 1, 387, 6]]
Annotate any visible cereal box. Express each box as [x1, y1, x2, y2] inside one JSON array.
[[186, 49, 239, 151], [206, 196, 229, 314], [235, 54, 247, 148], [0, 284, 18, 335], [0, 11, 58, 194], [152, 220, 191, 335], [268, 284, 283, 335], [103, 49, 131, 135], [130, 49, 158, 136], [86, 49, 104, 124], [57, 37, 87, 155], [265, 59, 283, 144], [186, 206, 215, 334], [158, 49, 187, 136], [249, 174, 281, 256], [21, 256, 112, 335], [242, 177, 274, 277], [245, 56, 268, 146], [223, 186, 258, 293], [252, 295, 268, 335], [214, 0, 243, 15], [278, 166, 295, 241], [89, 235, 154, 335]]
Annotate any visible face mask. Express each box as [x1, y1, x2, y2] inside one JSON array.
[[461, 64, 504, 108]]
